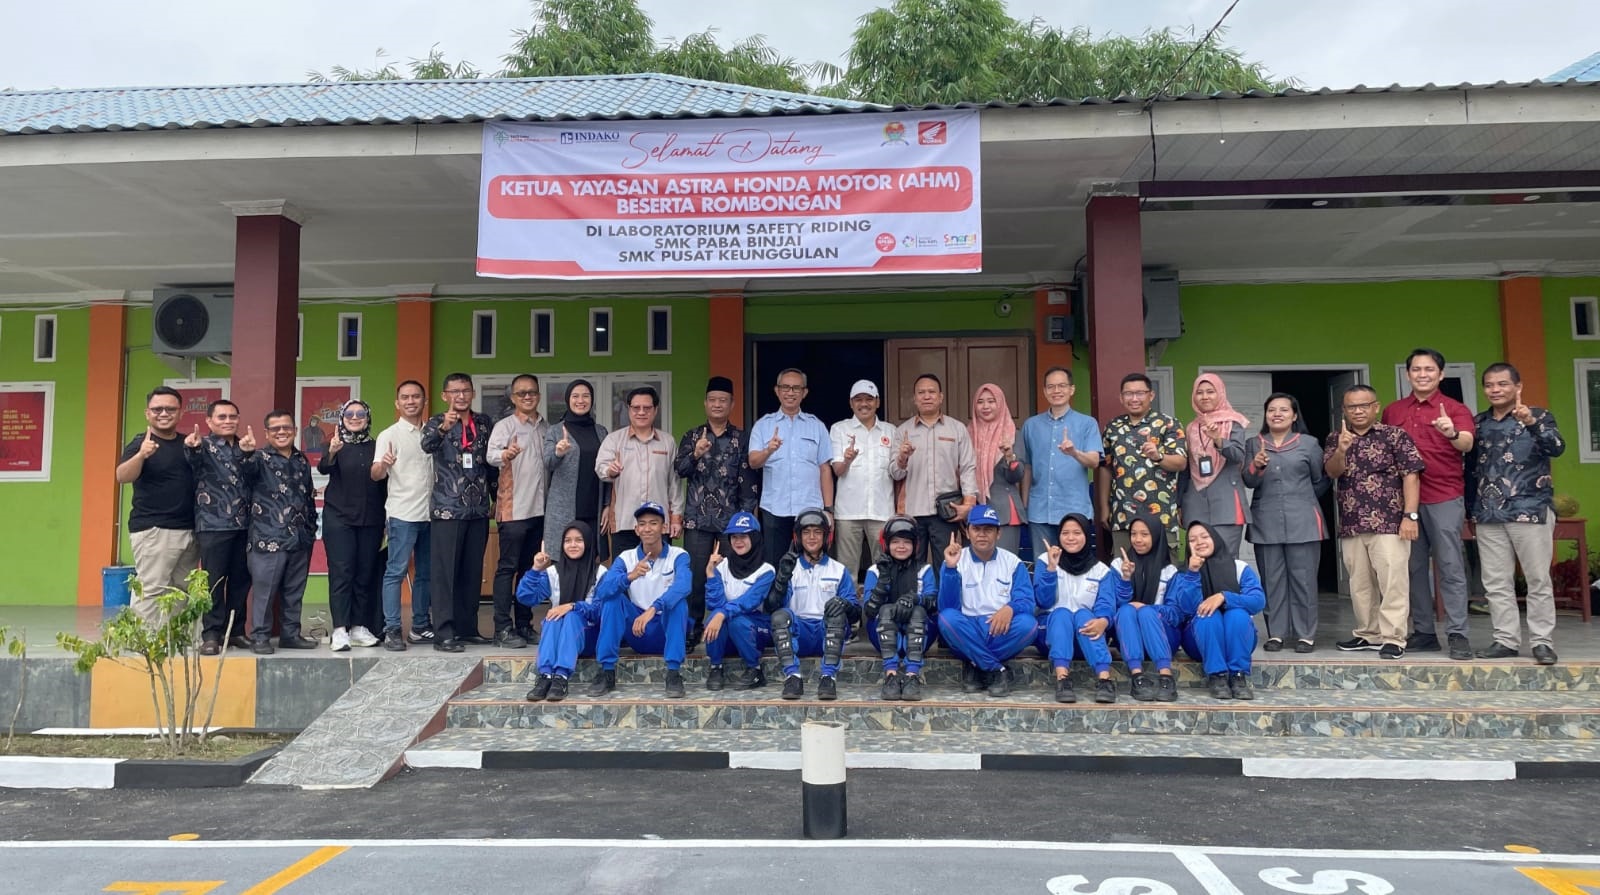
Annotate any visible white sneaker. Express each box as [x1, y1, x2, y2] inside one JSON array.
[[331, 627, 351, 652], [348, 625, 380, 647]]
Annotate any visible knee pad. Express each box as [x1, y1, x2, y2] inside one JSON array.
[[905, 605, 928, 664], [771, 608, 796, 665], [823, 615, 848, 667], [875, 607, 898, 660]]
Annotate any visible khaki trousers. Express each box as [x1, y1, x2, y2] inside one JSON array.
[[129, 526, 199, 627], [1341, 533, 1410, 646], [1477, 512, 1557, 650]]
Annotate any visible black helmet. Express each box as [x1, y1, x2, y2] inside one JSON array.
[[794, 507, 831, 537], [881, 514, 917, 547]]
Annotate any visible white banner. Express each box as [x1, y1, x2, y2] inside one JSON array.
[[477, 111, 981, 279]]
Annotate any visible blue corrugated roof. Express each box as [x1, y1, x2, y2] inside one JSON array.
[[1549, 52, 1600, 82], [0, 73, 871, 136]]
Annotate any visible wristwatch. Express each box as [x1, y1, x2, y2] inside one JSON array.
[[1405, 512, 1419, 521]]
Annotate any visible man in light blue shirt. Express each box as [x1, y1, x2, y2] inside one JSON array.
[[1018, 366, 1103, 554], [749, 368, 835, 565]]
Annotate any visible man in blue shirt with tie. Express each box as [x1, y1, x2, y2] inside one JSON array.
[[749, 368, 835, 565]]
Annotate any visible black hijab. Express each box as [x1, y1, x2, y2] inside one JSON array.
[[1129, 514, 1172, 603], [723, 528, 767, 580], [1189, 521, 1241, 597], [561, 379, 597, 429], [555, 522, 599, 603], [1057, 513, 1097, 577]]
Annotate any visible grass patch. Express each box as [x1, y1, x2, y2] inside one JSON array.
[[1, 734, 291, 760]]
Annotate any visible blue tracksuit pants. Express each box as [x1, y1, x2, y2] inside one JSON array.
[[864, 611, 940, 674], [598, 598, 689, 670], [775, 615, 852, 678], [1180, 608, 1258, 675], [708, 613, 773, 667], [937, 609, 1038, 672], [536, 602, 602, 678], [1044, 607, 1113, 674], [1113, 603, 1174, 673]]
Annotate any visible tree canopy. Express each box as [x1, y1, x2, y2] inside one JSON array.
[[312, 0, 1289, 104]]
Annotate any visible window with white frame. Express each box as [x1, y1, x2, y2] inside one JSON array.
[[336, 313, 362, 361], [296, 313, 304, 361], [530, 309, 554, 357], [589, 307, 612, 356], [1573, 296, 1599, 340], [1146, 367, 1175, 419], [1577, 359, 1600, 463], [647, 306, 671, 354], [540, 371, 672, 433], [32, 315, 57, 362], [1394, 361, 1477, 413], [472, 310, 497, 358]]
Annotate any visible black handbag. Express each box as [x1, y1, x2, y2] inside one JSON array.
[[934, 490, 965, 522]]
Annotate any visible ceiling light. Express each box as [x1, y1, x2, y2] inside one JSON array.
[[1523, 194, 1542, 202], [1310, 199, 1329, 207]]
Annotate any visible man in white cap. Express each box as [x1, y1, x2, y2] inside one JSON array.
[[829, 379, 906, 581]]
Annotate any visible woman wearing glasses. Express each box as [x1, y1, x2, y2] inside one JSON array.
[[318, 399, 388, 651]]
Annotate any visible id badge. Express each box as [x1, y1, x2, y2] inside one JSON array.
[[1197, 456, 1214, 477], [461, 454, 474, 470]]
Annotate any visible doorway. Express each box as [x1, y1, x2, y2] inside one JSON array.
[[750, 337, 886, 425]]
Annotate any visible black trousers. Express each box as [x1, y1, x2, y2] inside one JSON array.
[[197, 530, 251, 641], [493, 517, 542, 633], [914, 514, 960, 569], [610, 529, 642, 557], [323, 515, 383, 629], [430, 517, 489, 640], [761, 511, 797, 565], [683, 527, 720, 626]]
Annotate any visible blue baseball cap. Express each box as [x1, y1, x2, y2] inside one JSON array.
[[723, 511, 760, 535], [633, 501, 668, 521], [967, 504, 1001, 527]]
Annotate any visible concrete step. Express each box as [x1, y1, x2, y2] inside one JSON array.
[[479, 654, 1600, 691], [405, 728, 1600, 779], [443, 681, 1599, 738]]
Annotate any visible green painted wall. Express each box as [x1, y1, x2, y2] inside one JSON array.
[[745, 291, 1030, 334], [1542, 278, 1600, 552], [0, 308, 89, 604]]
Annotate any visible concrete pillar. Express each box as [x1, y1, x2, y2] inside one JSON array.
[[229, 203, 302, 426], [709, 291, 746, 424], [1085, 196, 1145, 423], [1498, 277, 1548, 406], [77, 302, 128, 604]]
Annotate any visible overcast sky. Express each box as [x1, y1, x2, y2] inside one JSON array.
[[5, 0, 1594, 93]]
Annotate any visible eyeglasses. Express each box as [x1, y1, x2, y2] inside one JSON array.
[[148, 406, 181, 415], [443, 388, 473, 396], [211, 414, 239, 421], [775, 384, 805, 393], [266, 425, 296, 433], [1120, 390, 1152, 398], [1342, 400, 1380, 411], [342, 410, 369, 420], [629, 405, 654, 413], [512, 390, 539, 398]]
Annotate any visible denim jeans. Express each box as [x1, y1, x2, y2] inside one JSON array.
[[383, 519, 432, 630]]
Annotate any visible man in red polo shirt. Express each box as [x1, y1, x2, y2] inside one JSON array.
[[1381, 348, 1476, 660]]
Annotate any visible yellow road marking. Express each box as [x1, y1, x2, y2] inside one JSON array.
[[104, 884, 222, 894], [167, 834, 200, 842], [1518, 867, 1600, 894], [238, 846, 348, 895]]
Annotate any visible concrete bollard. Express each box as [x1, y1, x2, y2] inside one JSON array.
[[801, 720, 847, 839]]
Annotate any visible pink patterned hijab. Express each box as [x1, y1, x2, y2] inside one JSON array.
[[968, 383, 1016, 502], [1186, 373, 1249, 490]]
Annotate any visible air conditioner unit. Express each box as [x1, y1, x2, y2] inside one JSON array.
[[152, 289, 233, 356], [1070, 269, 1184, 343]]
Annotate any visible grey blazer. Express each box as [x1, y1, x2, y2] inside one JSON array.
[[1180, 426, 1251, 528], [542, 421, 609, 541], [1241, 433, 1330, 545]]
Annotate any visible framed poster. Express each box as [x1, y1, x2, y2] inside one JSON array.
[[0, 382, 54, 482], [1578, 359, 1600, 463], [163, 378, 229, 440], [295, 377, 360, 576]]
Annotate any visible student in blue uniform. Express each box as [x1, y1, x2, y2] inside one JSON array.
[[1164, 520, 1267, 700], [702, 511, 775, 691], [937, 504, 1037, 697], [862, 514, 938, 701], [516, 521, 606, 702], [588, 501, 692, 698], [1035, 513, 1119, 704], [1109, 514, 1180, 702], [766, 507, 859, 700]]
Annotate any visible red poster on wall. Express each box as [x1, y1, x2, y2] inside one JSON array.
[[0, 384, 54, 481], [176, 387, 225, 439]]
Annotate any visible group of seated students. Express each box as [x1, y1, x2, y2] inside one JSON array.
[[513, 500, 1265, 704]]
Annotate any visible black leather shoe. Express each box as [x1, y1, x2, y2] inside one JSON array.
[[664, 670, 686, 699], [525, 674, 553, 701], [1262, 638, 1284, 652], [1207, 672, 1232, 700], [199, 640, 220, 656], [1406, 632, 1442, 652], [1447, 633, 1473, 661], [432, 638, 464, 653], [251, 638, 275, 655], [278, 635, 318, 649], [1229, 672, 1254, 700], [1477, 642, 1519, 659], [817, 676, 838, 700], [547, 676, 569, 701], [706, 666, 726, 691], [229, 635, 253, 651], [1294, 640, 1315, 654], [459, 633, 493, 645], [494, 628, 528, 649], [1532, 644, 1558, 666], [516, 626, 538, 645], [586, 668, 616, 696]]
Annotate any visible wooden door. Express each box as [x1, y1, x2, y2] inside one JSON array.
[[885, 339, 955, 423], [885, 335, 1031, 424]]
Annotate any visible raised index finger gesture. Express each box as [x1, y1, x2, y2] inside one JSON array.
[[1044, 544, 1061, 571], [1119, 548, 1134, 580], [943, 531, 962, 567], [185, 424, 202, 448], [139, 428, 160, 458]]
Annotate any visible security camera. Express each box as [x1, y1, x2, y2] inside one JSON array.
[[995, 300, 1013, 317]]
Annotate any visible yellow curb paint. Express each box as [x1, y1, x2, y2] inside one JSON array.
[[168, 834, 200, 841], [239, 846, 348, 895], [1505, 844, 1541, 854]]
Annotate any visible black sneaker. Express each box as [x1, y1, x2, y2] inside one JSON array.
[[547, 676, 569, 701], [1477, 642, 1520, 659], [899, 673, 924, 701], [960, 662, 985, 693], [1336, 636, 1378, 651], [525, 674, 552, 702], [382, 627, 407, 652], [495, 628, 528, 650], [881, 673, 902, 701], [1378, 643, 1405, 660], [1207, 672, 1232, 700], [587, 668, 616, 697], [1054, 676, 1077, 704], [781, 674, 804, 700], [664, 670, 686, 699], [1406, 632, 1442, 652], [1131, 672, 1157, 702], [1447, 633, 1473, 661], [817, 676, 838, 700], [1156, 674, 1178, 702], [516, 625, 539, 645], [1229, 672, 1254, 700], [1093, 678, 1117, 703], [986, 665, 1013, 698], [1532, 644, 1558, 666], [407, 625, 436, 644], [737, 666, 767, 689], [706, 666, 726, 691], [1294, 640, 1315, 654]]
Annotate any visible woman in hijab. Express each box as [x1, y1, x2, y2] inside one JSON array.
[[317, 398, 386, 652], [1107, 514, 1180, 702], [543, 380, 609, 557], [1241, 393, 1328, 653], [968, 383, 1025, 551], [862, 515, 938, 702], [1035, 513, 1119, 704], [702, 511, 776, 692], [1165, 521, 1267, 700], [1181, 373, 1252, 555], [517, 521, 606, 702]]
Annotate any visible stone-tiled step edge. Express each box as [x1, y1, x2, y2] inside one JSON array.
[[443, 683, 1600, 738], [405, 728, 1600, 778], [479, 655, 1600, 691]]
